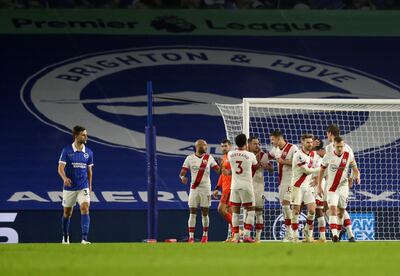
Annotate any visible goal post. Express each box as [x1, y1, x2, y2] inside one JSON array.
[[217, 98, 400, 241]]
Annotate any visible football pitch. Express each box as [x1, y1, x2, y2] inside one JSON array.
[[1, 242, 399, 275]]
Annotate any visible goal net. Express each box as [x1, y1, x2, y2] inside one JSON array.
[[216, 98, 400, 241]]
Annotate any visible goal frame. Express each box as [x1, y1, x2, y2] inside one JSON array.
[[242, 98, 400, 138]]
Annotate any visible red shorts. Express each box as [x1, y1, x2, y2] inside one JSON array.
[[220, 190, 231, 205]]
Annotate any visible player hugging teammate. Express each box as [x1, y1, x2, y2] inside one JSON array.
[[179, 124, 360, 243]]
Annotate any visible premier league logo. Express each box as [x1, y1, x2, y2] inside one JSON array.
[[151, 16, 196, 33]]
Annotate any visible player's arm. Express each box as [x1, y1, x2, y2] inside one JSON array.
[[317, 165, 327, 196], [258, 153, 273, 173], [179, 167, 188, 184], [58, 163, 71, 187], [212, 176, 222, 199], [278, 146, 297, 166], [298, 163, 320, 175], [87, 152, 94, 193], [277, 158, 291, 166], [350, 160, 361, 184], [180, 157, 190, 184], [87, 165, 93, 193], [210, 156, 221, 174], [296, 152, 320, 175], [212, 165, 221, 174], [222, 154, 232, 175]]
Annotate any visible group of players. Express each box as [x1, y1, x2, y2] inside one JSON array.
[[179, 124, 360, 243]]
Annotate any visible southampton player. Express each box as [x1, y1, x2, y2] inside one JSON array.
[[311, 138, 328, 242], [247, 136, 273, 242], [269, 129, 298, 242], [58, 125, 93, 244], [228, 133, 258, 243], [325, 124, 357, 240], [180, 139, 220, 243], [212, 139, 233, 241], [317, 136, 360, 242], [291, 134, 320, 242]]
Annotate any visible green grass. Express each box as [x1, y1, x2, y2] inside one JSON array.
[[1, 242, 399, 276]]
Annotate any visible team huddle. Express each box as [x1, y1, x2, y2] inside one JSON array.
[[180, 124, 361, 243]]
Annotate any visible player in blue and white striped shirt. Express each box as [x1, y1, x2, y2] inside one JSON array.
[[58, 125, 94, 244]]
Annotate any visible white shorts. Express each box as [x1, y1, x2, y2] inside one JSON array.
[[323, 179, 329, 202], [291, 186, 315, 206], [188, 189, 211, 208], [254, 188, 265, 208], [230, 187, 255, 207], [327, 185, 349, 209], [62, 188, 90, 208], [278, 181, 292, 203], [278, 182, 292, 204]]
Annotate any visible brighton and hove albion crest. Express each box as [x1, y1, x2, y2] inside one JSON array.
[[21, 46, 400, 157]]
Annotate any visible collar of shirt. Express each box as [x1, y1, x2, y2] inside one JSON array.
[[72, 143, 86, 153]]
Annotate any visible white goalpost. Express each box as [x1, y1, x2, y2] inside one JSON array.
[[217, 98, 400, 241]]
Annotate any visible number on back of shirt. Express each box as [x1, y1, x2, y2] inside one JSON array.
[[235, 161, 243, 174]]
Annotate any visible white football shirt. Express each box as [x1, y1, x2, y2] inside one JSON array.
[[291, 149, 315, 188], [321, 150, 355, 192], [228, 150, 257, 190], [182, 154, 218, 191], [269, 143, 298, 187], [252, 151, 269, 190]]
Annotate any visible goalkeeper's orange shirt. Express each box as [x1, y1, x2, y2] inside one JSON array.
[[217, 154, 232, 193]]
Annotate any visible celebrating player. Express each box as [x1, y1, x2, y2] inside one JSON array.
[[311, 138, 328, 242], [180, 139, 220, 243], [58, 125, 93, 244], [291, 134, 320, 242], [325, 124, 358, 241], [247, 136, 273, 242], [212, 139, 233, 241], [269, 129, 298, 242], [228, 133, 258, 243], [317, 136, 360, 242]]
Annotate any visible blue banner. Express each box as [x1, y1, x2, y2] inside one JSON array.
[[1, 34, 400, 210]]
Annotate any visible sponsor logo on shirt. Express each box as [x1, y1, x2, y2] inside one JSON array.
[[72, 162, 87, 169]]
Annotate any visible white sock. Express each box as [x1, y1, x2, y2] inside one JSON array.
[[317, 216, 326, 238], [244, 210, 255, 237], [291, 212, 299, 238], [343, 210, 354, 238], [242, 208, 248, 225], [202, 215, 209, 236], [227, 224, 232, 239], [338, 215, 344, 232], [306, 212, 315, 230], [329, 216, 338, 237], [255, 211, 263, 240], [232, 212, 240, 240], [282, 205, 291, 220], [188, 213, 196, 238]]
